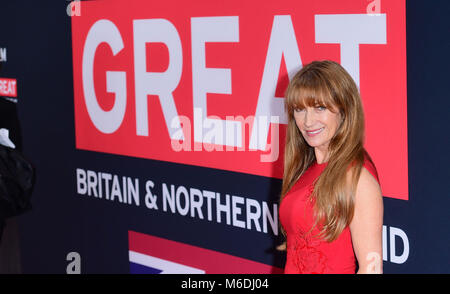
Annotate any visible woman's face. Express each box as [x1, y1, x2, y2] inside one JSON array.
[[293, 103, 342, 156]]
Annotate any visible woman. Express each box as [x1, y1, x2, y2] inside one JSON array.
[[279, 60, 383, 274]]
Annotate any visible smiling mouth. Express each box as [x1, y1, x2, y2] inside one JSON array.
[[305, 128, 324, 135]]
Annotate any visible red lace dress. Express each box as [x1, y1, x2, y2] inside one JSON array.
[[279, 159, 379, 274]]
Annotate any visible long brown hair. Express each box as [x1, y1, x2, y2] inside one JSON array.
[[281, 60, 372, 242]]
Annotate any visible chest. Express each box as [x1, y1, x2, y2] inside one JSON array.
[[279, 167, 324, 235]]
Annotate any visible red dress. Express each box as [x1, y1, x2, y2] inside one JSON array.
[[279, 159, 379, 274]]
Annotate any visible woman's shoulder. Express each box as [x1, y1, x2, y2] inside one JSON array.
[[345, 155, 382, 203], [362, 155, 379, 184], [346, 152, 380, 189]]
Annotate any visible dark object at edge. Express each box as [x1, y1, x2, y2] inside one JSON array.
[[0, 145, 35, 219]]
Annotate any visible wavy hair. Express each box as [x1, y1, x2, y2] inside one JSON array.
[[281, 60, 374, 242]]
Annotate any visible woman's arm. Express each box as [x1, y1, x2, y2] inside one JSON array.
[[349, 167, 384, 274]]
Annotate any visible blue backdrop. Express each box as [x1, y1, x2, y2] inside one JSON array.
[[0, 0, 448, 273]]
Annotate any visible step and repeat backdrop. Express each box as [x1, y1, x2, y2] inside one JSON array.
[[0, 0, 448, 273]]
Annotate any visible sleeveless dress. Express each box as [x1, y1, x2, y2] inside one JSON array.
[[279, 158, 379, 274]]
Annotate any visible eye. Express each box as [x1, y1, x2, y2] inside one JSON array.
[[316, 105, 326, 111], [294, 107, 305, 113]]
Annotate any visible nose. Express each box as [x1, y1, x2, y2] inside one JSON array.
[[304, 109, 316, 128]]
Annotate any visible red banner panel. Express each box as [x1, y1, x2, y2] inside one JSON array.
[[0, 78, 17, 97], [71, 0, 408, 200]]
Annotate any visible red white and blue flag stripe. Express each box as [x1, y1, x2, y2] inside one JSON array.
[[128, 230, 282, 274]]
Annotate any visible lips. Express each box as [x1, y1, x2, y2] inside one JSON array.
[[305, 127, 324, 136]]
